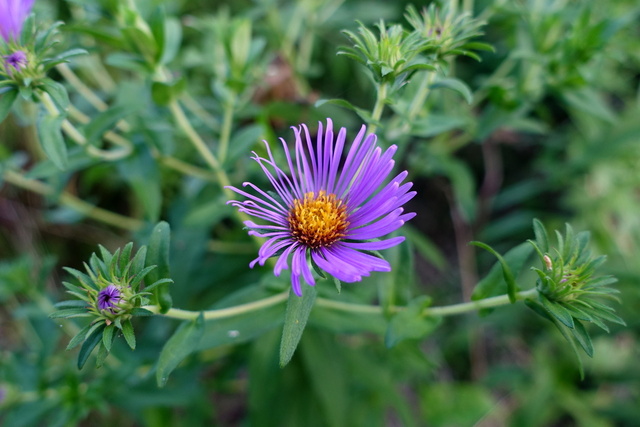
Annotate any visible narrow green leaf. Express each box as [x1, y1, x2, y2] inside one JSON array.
[[578, 303, 625, 326], [587, 276, 618, 288], [102, 324, 116, 352], [49, 308, 92, 318], [430, 77, 473, 104], [540, 296, 574, 329], [121, 319, 136, 350], [95, 341, 109, 368], [470, 241, 519, 303], [89, 253, 106, 277], [129, 265, 157, 289], [472, 242, 532, 301], [121, 27, 158, 64], [525, 299, 553, 322], [54, 300, 88, 309], [84, 105, 136, 145], [78, 323, 105, 369], [119, 242, 134, 273], [562, 88, 616, 123], [39, 79, 70, 112], [314, 98, 378, 127], [63, 266, 93, 288], [526, 300, 584, 378], [42, 48, 88, 70], [130, 245, 147, 277], [66, 322, 95, 350], [37, 113, 68, 170], [98, 245, 113, 270], [34, 21, 63, 52], [279, 286, 317, 367], [409, 113, 467, 139], [550, 315, 585, 379], [146, 221, 172, 312], [562, 304, 593, 322], [157, 313, 204, 386], [0, 88, 18, 122], [532, 218, 549, 253], [571, 320, 593, 357], [159, 17, 182, 65], [143, 278, 173, 293], [563, 223, 575, 260], [131, 307, 155, 317], [333, 276, 341, 293]]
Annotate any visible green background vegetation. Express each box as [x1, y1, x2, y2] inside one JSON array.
[[1, 0, 639, 425]]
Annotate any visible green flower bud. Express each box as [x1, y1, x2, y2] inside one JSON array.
[[51, 243, 172, 369]]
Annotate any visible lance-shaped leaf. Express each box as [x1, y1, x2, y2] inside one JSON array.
[[279, 286, 317, 367]]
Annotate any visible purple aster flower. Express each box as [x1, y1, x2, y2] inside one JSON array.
[[0, 0, 35, 42], [4, 49, 27, 73], [97, 284, 121, 311], [227, 119, 416, 296]]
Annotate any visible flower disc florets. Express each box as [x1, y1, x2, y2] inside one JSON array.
[[84, 274, 140, 325], [288, 191, 349, 248], [227, 119, 416, 296], [97, 284, 121, 311], [4, 50, 27, 72]]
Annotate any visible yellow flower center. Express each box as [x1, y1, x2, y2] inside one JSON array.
[[288, 191, 349, 249]]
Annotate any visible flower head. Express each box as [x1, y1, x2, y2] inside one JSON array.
[[97, 284, 121, 311], [227, 119, 416, 296], [0, 0, 35, 42]]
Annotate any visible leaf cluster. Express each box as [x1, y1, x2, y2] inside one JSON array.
[[0, 18, 85, 121], [51, 240, 171, 369], [339, 3, 492, 88], [526, 220, 624, 376]]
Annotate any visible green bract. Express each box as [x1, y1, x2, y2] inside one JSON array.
[[339, 20, 435, 86], [526, 220, 624, 375], [339, 4, 492, 87], [0, 17, 85, 108], [405, 3, 493, 64]]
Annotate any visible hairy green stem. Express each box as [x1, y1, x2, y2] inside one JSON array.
[[38, 92, 132, 161], [144, 288, 539, 322], [57, 63, 130, 133], [167, 99, 273, 259], [157, 154, 218, 181], [218, 96, 235, 163], [407, 72, 436, 122], [168, 100, 230, 190], [368, 82, 388, 134], [56, 64, 107, 111], [3, 170, 143, 231], [143, 291, 290, 320]]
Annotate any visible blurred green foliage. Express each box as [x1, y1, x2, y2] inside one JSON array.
[[1, 0, 639, 426]]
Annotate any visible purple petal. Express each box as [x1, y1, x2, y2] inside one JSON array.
[[342, 236, 405, 251]]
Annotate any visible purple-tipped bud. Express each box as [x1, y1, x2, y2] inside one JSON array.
[[4, 50, 27, 72], [98, 284, 121, 311], [0, 0, 35, 42]]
